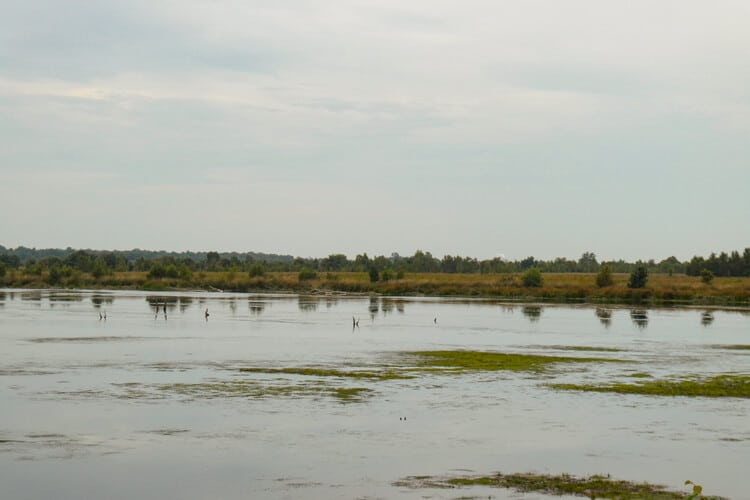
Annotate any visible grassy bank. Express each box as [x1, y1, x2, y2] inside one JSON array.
[[2, 270, 749, 306]]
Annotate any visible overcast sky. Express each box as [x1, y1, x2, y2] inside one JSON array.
[[1, 1, 748, 261]]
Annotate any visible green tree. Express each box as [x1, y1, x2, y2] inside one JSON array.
[[91, 257, 109, 279], [178, 263, 194, 281], [595, 264, 614, 287], [0, 261, 5, 278], [522, 267, 543, 287], [47, 266, 63, 285], [148, 264, 167, 279], [368, 267, 379, 283], [165, 264, 179, 279], [627, 265, 649, 289], [248, 263, 265, 278], [700, 268, 714, 284]]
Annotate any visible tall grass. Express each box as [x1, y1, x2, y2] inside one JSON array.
[[2, 271, 748, 306]]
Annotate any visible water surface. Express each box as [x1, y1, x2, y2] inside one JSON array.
[[1, 289, 748, 499]]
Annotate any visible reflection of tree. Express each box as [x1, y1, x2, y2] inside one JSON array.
[[368, 297, 379, 318], [630, 309, 648, 329], [381, 299, 395, 314], [179, 296, 193, 312], [298, 297, 318, 312], [396, 300, 405, 313], [522, 305, 542, 322], [146, 296, 179, 313], [595, 307, 612, 327], [248, 301, 265, 315], [701, 311, 714, 326]]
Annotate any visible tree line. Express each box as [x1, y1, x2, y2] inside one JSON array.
[[1, 246, 748, 279]]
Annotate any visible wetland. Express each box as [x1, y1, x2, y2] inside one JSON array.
[[1, 289, 749, 499]]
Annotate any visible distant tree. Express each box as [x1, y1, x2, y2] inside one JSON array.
[[47, 266, 62, 285], [91, 257, 109, 279], [595, 264, 614, 287], [0, 261, 5, 278], [522, 267, 543, 287], [578, 252, 598, 272], [368, 267, 379, 283], [248, 263, 265, 278], [380, 269, 392, 282], [700, 268, 715, 285], [178, 263, 194, 281], [165, 264, 179, 279], [519, 256, 536, 270], [148, 264, 167, 279], [627, 265, 649, 289]]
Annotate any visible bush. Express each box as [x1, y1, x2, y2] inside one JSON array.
[[298, 268, 318, 281], [368, 267, 379, 283], [627, 265, 649, 289], [165, 264, 179, 279], [0, 262, 5, 278], [522, 267, 543, 287], [596, 264, 614, 287], [700, 268, 714, 284], [148, 264, 167, 279], [248, 263, 265, 278]]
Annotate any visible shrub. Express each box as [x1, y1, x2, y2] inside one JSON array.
[[522, 267, 543, 287], [627, 265, 649, 289], [248, 263, 265, 278], [165, 264, 179, 279], [595, 264, 614, 287], [148, 264, 167, 279], [0, 262, 5, 278], [700, 268, 714, 285], [298, 268, 318, 281]]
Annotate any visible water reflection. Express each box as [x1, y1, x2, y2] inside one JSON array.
[[91, 294, 114, 309], [179, 297, 192, 312], [521, 305, 542, 322], [248, 300, 265, 316], [368, 297, 379, 319], [595, 307, 612, 327], [630, 309, 648, 329], [298, 297, 318, 312], [701, 311, 714, 326], [48, 293, 83, 303], [146, 296, 179, 318]]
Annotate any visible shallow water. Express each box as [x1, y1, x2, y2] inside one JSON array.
[[1, 289, 748, 499]]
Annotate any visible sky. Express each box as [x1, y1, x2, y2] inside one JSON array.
[[1, 1, 748, 262]]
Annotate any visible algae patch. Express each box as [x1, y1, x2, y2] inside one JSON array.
[[395, 472, 725, 499], [549, 374, 750, 398], [405, 350, 619, 374], [154, 380, 371, 403]]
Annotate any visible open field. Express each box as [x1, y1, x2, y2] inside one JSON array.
[[3, 270, 749, 306]]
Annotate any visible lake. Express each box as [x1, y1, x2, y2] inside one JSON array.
[[1, 289, 748, 499]]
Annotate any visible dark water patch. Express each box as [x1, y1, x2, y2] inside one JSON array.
[[395, 472, 724, 499], [535, 345, 625, 353], [28, 336, 150, 343], [237, 366, 411, 381], [143, 429, 190, 436]]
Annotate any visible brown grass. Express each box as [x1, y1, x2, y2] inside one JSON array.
[[3, 271, 749, 305]]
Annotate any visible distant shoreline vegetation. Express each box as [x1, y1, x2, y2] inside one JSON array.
[[1, 246, 748, 305]]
